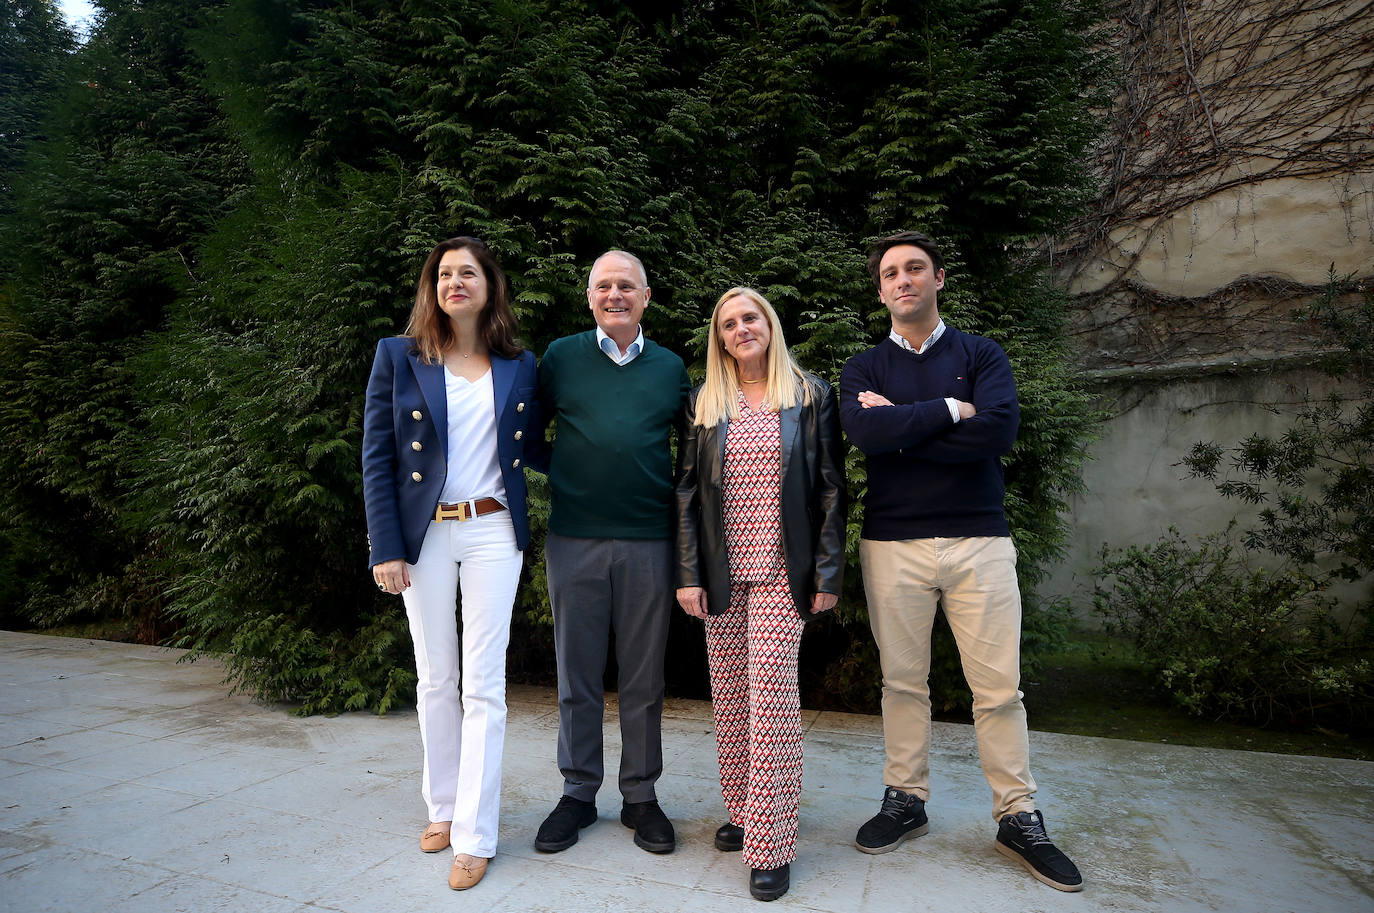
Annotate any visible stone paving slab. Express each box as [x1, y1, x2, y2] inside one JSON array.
[[2, 631, 1371, 912]]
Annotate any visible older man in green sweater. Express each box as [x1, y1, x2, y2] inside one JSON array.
[[532, 250, 690, 856]]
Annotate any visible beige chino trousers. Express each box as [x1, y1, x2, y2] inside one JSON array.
[[861, 535, 1037, 820]]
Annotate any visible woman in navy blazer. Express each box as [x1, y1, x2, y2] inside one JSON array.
[[362, 236, 540, 891]]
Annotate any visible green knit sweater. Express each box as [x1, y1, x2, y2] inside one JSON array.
[[537, 331, 690, 538]]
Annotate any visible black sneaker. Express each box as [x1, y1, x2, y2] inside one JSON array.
[[855, 787, 929, 854], [534, 795, 597, 853], [995, 810, 1084, 892], [620, 799, 676, 853]]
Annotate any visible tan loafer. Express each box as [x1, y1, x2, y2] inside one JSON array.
[[448, 853, 489, 890], [420, 822, 451, 853]]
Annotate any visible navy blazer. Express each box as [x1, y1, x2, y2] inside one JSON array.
[[362, 336, 541, 567]]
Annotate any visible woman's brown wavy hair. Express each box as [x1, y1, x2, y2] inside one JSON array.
[[405, 236, 521, 362]]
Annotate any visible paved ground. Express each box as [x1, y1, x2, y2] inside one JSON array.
[[1, 631, 1371, 913]]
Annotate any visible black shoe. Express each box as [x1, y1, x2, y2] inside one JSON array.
[[714, 822, 743, 852], [620, 799, 676, 853], [534, 796, 597, 853], [855, 786, 929, 854], [995, 809, 1084, 892], [749, 864, 790, 901]]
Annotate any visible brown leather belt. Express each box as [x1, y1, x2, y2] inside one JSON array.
[[433, 498, 506, 523]]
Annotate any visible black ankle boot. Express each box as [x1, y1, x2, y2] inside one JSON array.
[[749, 863, 790, 901], [714, 822, 743, 851]]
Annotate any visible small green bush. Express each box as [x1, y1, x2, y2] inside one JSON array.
[[1092, 525, 1373, 728]]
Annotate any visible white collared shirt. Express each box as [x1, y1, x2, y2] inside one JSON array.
[[596, 326, 644, 365], [890, 322, 962, 424], [890, 320, 946, 355]]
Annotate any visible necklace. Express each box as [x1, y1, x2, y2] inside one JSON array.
[[740, 377, 765, 384], [445, 349, 477, 372]]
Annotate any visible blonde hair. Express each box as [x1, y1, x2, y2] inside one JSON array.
[[694, 287, 810, 427]]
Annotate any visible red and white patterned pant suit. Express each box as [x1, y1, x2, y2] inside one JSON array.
[[705, 393, 805, 870]]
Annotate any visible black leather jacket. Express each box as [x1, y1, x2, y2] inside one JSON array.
[[674, 373, 846, 620]]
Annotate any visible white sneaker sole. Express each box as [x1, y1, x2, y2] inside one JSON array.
[[995, 840, 1084, 892], [854, 821, 929, 855]]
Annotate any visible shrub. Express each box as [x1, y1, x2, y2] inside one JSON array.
[[1092, 525, 1374, 728]]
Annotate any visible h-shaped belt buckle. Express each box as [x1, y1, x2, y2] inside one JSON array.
[[434, 499, 477, 523]]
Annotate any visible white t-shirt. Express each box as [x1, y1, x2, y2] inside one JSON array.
[[437, 367, 507, 506]]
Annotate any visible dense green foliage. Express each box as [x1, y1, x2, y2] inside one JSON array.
[[0, 0, 249, 639], [0, 1, 73, 206], [2, 0, 1108, 712]]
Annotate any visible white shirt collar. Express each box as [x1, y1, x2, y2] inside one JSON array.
[[890, 320, 946, 355], [596, 325, 645, 365]]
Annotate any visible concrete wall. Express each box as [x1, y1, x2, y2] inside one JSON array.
[[1041, 361, 1371, 619], [1064, 173, 1374, 375], [1074, 173, 1374, 301], [1045, 1, 1373, 619]]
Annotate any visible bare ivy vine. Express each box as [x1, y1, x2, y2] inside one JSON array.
[[1050, 0, 1374, 369]]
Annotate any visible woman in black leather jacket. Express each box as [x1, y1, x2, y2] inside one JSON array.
[[675, 286, 846, 902]]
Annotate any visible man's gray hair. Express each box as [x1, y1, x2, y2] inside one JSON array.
[[587, 249, 649, 289]]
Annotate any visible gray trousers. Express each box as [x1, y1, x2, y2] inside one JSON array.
[[545, 532, 673, 804]]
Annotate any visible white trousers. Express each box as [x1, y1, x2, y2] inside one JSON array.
[[402, 511, 522, 858]]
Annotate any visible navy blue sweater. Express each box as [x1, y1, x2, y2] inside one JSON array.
[[838, 328, 1019, 540]]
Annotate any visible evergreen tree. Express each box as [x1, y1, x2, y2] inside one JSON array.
[[0, 0, 73, 210], [3, 0, 1108, 711], [0, 0, 247, 634], [131, 169, 438, 712]]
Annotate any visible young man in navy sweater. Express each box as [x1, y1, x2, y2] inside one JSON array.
[[838, 231, 1082, 892]]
